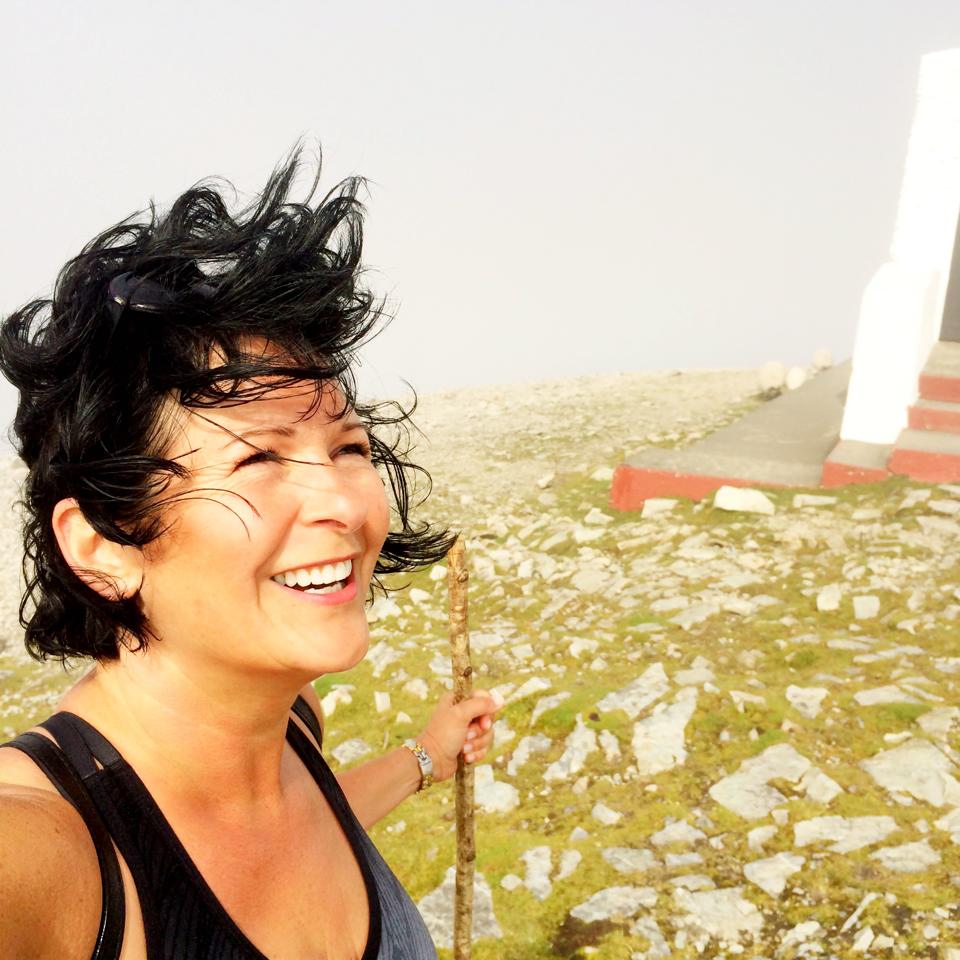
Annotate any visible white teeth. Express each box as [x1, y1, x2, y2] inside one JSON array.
[[271, 558, 353, 588]]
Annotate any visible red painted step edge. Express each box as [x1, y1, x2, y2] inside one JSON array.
[[610, 465, 781, 511], [888, 448, 960, 483], [820, 460, 889, 487], [919, 373, 960, 403], [908, 404, 960, 433]]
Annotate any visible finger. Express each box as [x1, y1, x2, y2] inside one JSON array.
[[455, 690, 504, 723]]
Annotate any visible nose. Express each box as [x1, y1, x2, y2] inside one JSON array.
[[287, 460, 372, 534]]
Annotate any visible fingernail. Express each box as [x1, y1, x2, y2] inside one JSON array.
[[466, 730, 476, 741], [491, 689, 505, 709]]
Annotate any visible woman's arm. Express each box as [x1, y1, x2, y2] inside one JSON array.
[[297, 683, 501, 830]]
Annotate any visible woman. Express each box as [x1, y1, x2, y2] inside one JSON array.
[[0, 154, 500, 959]]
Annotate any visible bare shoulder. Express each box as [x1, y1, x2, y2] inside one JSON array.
[[0, 750, 102, 959]]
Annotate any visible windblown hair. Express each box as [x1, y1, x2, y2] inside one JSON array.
[[0, 151, 453, 662]]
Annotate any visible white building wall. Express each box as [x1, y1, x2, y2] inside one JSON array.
[[841, 49, 960, 445]]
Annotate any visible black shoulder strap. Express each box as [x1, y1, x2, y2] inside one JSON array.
[[7, 731, 125, 960], [291, 693, 324, 749]]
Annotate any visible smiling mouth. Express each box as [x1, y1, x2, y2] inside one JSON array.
[[270, 558, 354, 594]]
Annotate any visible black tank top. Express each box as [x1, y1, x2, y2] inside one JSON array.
[[3, 697, 437, 959]]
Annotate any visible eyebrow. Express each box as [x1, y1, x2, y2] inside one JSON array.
[[218, 420, 367, 450]]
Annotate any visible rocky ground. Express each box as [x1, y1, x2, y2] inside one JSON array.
[[4, 367, 960, 958]]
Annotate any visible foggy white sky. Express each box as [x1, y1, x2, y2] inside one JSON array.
[[3, 1, 960, 439]]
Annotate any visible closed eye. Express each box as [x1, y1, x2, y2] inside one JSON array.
[[236, 448, 282, 468], [338, 442, 372, 459]]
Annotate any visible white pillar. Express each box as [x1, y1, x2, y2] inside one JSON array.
[[841, 49, 960, 445]]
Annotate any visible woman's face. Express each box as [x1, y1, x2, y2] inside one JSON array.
[[135, 381, 389, 680]]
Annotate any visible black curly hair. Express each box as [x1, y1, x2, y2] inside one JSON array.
[[0, 150, 453, 663]]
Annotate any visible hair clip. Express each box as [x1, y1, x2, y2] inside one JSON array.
[[106, 271, 216, 323]]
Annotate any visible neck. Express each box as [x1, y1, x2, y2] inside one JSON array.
[[60, 648, 314, 821]]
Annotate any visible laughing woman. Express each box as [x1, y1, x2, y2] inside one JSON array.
[[0, 155, 499, 959]]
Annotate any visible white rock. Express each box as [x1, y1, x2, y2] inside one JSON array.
[[602, 847, 657, 873], [584, 507, 613, 526], [429, 564, 447, 582], [786, 685, 828, 719], [516, 558, 534, 579], [785, 365, 808, 390], [794, 816, 897, 853], [633, 696, 697, 775], [597, 663, 669, 719], [500, 873, 522, 891], [651, 819, 706, 847], [509, 677, 551, 702], [568, 637, 599, 659], [852, 926, 874, 953], [592, 802, 623, 826], [531, 692, 571, 725], [672, 886, 764, 943], [853, 685, 921, 706], [320, 685, 354, 719], [670, 602, 720, 631], [743, 852, 805, 897], [758, 361, 787, 392], [544, 715, 597, 781], [470, 632, 507, 651], [590, 466, 615, 482], [555, 849, 582, 881], [331, 738, 371, 766], [417, 867, 502, 948], [630, 916, 671, 959], [853, 595, 880, 619], [746, 825, 778, 852], [536, 472, 555, 489], [511, 643, 534, 661], [780, 920, 825, 951], [474, 764, 520, 814], [402, 677, 429, 700], [793, 493, 837, 508], [506, 734, 552, 777], [861, 738, 960, 807], [571, 568, 611, 593], [641, 498, 678, 518], [713, 485, 775, 516], [709, 743, 812, 820], [395, 711, 412, 725], [569, 826, 589, 842], [409, 587, 431, 605], [569, 885, 657, 922], [598, 729, 622, 763], [800, 767, 843, 804], [374, 691, 391, 714], [367, 596, 401, 621], [521, 846, 553, 900], [812, 348, 833, 370], [869, 839, 941, 873], [816, 583, 842, 612]]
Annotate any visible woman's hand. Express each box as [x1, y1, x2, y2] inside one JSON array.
[[417, 688, 504, 783]]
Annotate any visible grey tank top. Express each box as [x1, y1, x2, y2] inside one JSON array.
[[4, 696, 437, 959]]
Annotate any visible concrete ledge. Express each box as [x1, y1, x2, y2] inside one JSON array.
[[610, 464, 783, 511], [908, 399, 960, 433], [821, 439, 892, 487]]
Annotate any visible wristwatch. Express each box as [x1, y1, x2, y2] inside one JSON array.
[[403, 739, 434, 791]]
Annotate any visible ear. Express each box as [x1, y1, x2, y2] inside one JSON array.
[[51, 498, 145, 600]]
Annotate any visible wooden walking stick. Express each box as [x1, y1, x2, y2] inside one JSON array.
[[448, 537, 474, 960]]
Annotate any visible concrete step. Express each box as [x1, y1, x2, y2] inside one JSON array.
[[888, 427, 960, 482], [908, 398, 960, 433], [821, 439, 891, 487], [919, 341, 960, 402]]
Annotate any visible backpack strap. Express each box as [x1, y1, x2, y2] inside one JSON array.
[[291, 693, 324, 749], [7, 730, 126, 960]]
